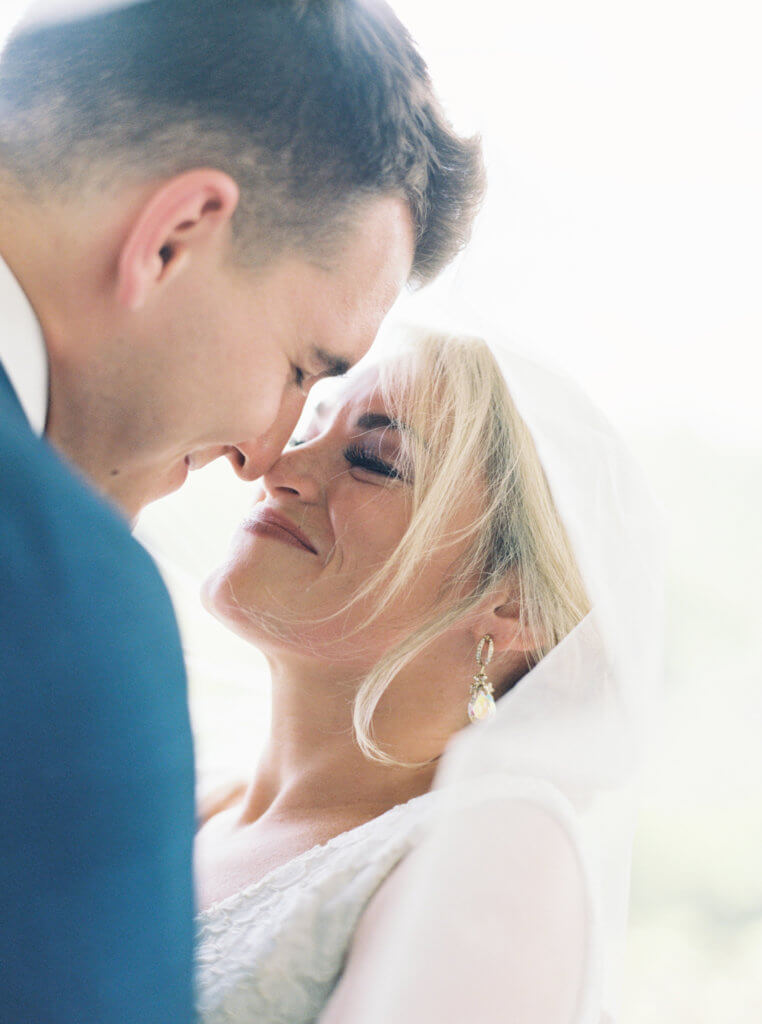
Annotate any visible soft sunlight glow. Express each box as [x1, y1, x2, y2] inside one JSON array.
[[391, 0, 762, 445], [0, 2, 28, 48]]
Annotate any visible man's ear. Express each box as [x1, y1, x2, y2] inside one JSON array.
[[116, 168, 239, 312]]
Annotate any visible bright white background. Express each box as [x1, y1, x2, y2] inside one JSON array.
[[3, 2, 761, 1020]]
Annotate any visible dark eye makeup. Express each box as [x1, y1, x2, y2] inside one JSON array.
[[343, 443, 403, 480]]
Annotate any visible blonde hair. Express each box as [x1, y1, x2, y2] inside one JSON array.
[[343, 329, 591, 765]]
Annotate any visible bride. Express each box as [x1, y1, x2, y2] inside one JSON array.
[[193, 328, 663, 1024]]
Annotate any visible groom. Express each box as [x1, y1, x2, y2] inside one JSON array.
[[0, 1, 483, 1021]]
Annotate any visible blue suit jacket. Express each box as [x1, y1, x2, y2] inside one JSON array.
[[0, 362, 195, 1022]]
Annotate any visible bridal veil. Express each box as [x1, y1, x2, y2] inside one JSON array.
[[333, 335, 665, 1023]]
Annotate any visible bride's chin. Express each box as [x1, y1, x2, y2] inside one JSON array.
[[200, 568, 284, 646], [199, 568, 244, 628], [199, 572, 220, 615]]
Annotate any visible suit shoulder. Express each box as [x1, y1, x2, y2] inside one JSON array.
[[0, 416, 188, 746], [0, 413, 183, 673], [0, 412, 168, 595]]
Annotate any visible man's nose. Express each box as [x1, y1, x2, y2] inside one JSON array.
[[227, 390, 307, 481], [226, 423, 301, 481]]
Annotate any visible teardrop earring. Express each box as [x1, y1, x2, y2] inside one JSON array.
[[467, 634, 497, 723]]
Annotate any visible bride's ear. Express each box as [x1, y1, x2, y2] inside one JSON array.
[[471, 583, 541, 656]]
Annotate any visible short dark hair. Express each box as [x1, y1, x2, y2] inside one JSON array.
[[0, 0, 485, 285]]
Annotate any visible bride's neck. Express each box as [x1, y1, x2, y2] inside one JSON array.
[[237, 657, 438, 827]]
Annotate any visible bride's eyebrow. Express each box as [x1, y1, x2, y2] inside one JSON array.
[[354, 412, 427, 450], [355, 412, 407, 432]]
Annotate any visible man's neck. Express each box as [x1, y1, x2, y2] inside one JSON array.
[[0, 178, 149, 518]]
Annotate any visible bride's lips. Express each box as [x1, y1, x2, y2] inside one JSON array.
[[242, 507, 318, 555]]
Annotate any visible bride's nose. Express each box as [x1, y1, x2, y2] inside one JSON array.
[[260, 444, 323, 504]]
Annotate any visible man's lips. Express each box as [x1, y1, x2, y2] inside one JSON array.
[[242, 507, 318, 555]]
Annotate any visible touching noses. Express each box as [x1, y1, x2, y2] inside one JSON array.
[[226, 390, 308, 481], [224, 442, 270, 482], [261, 443, 323, 504]]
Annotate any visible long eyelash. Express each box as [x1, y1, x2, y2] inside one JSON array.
[[292, 366, 306, 390], [343, 443, 401, 479]]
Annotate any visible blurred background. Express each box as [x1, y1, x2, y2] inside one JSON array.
[[4, 1, 761, 1020]]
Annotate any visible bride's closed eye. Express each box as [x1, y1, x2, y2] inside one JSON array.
[[285, 435, 410, 481], [343, 443, 406, 481]]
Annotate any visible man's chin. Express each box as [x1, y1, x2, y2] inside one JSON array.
[[107, 456, 191, 525]]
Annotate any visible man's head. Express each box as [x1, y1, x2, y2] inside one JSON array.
[[0, 0, 485, 517]]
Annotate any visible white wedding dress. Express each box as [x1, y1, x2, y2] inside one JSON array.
[[194, 791, 437, 1024]]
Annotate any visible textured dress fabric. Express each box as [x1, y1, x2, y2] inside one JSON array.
[[195, 792, 437, 1024]]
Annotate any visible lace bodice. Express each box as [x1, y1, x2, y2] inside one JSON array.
[[195, 792, 436, 1024]]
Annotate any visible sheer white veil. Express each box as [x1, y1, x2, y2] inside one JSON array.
[[335, 335, 665, 1023]]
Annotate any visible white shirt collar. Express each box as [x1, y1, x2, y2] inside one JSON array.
[[0, 252, 49, 435]]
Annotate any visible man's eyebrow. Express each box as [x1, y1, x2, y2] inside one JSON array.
[[312, 346, 351, 378]]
